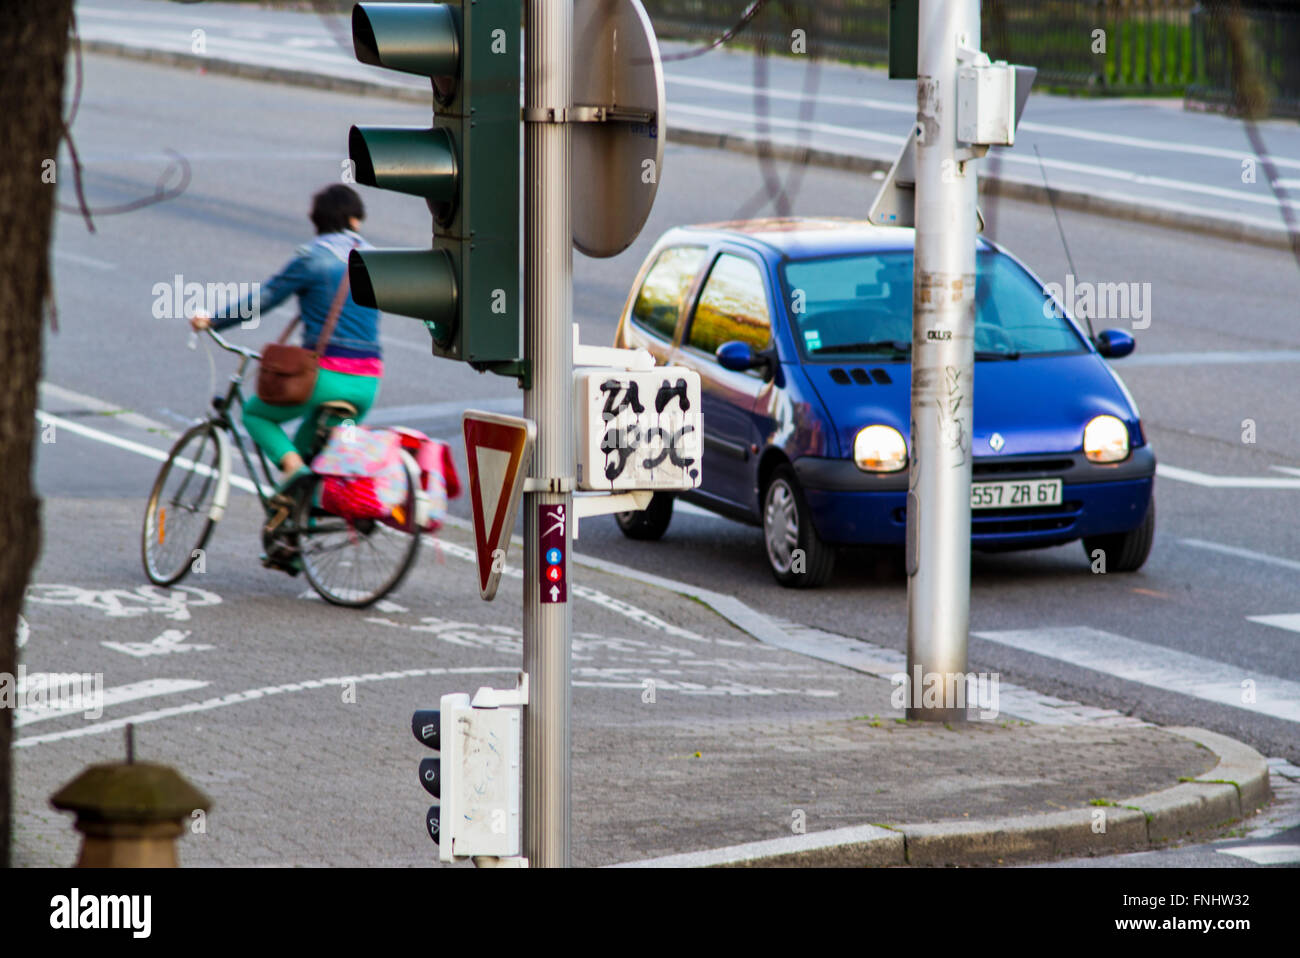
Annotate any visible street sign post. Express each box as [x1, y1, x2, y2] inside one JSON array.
[[522, 0, 665, 866], [463, 411, 535, 601], [521, 0, 576, 869], [871, 2, 1035, 722]]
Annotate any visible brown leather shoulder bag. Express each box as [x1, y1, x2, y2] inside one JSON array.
[[256, 270, 350, 406]]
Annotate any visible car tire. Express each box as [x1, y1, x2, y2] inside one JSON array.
[[1082, 498, 1155, 573], [615, 492, 674, 541], [763, 465, 835, 588]]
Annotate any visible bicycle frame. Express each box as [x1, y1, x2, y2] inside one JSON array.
[[201, 330, 280, 514]]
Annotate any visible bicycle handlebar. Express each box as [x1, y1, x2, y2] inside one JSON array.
[[204, 326, 261, 361]]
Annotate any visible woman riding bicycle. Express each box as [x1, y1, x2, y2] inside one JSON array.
[[189, 184, 383, 493]]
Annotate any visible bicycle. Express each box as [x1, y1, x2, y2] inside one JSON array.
[[141, 327, 421, 607]]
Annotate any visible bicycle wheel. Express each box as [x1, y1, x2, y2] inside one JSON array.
[[296, 451, 421, 608], [142, 421, 229, 586]]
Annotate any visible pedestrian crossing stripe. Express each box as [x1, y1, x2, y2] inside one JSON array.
[[974, 626, 1300, 725]]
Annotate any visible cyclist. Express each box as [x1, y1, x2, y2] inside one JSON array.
[[189, 184, 384, 494]]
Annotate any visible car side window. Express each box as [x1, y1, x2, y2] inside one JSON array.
[[687, 253, 771, 357], [630, 246, 706, 341]]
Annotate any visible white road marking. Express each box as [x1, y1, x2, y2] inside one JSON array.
[[1215, 844, 1300, 865], [1270, 465, 1300, 478], [102, 628, 215, 658], [25, 583, 220, 622], [40, 381, 179, 438], [1124, 350, 1300, 367], [1157, 463, 1300, 489], [35, 410, 263, 496], [363, 396, 520, 425], [1246, 614, 1300, 635], [670, 103, 1300, 214], [1180, 538, 1300, 574], [436, 538, 710, 642], [663, 74, 1300, 171], [14, 666, 518, 748], [15, 678, 208, 727], [973, 626, 1300, 724]]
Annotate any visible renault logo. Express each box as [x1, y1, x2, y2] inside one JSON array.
[[989, 432, 1005, 452]]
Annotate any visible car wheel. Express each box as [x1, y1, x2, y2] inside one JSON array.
[[763, 465, 835, 588], [615, 492, 674, 541], [1082, 498, 1155, 573]]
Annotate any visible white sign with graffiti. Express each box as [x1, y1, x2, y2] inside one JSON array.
[[575, 368, 702, 491]]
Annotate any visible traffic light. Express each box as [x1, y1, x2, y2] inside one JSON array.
[[348, 1, 522, 371], [411, 689, 522, 862]]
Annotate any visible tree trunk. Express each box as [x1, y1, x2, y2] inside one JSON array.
[[0, 0, 74, 868]]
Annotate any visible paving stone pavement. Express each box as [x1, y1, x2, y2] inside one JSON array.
[[11, 496, 1220, 867]]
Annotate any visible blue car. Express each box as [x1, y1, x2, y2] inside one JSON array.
[[612, 217, 1155, 588]]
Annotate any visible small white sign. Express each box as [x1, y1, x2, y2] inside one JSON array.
[[440, 693, 521, 862], [575, 368, 703, 492]]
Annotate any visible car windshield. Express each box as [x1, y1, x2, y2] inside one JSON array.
[[781, 250, 1086, 359]]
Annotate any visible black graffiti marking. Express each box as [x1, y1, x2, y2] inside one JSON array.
[[640, 425, 697, 472], [602, 424, 641, 481], [600, 380, 644, 421], [654, 378, 691, 414]]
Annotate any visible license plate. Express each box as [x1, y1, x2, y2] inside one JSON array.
[[971, 478, 1062, 510]]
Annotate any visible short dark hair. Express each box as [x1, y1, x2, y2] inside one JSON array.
[[310, 184, 365, 234]]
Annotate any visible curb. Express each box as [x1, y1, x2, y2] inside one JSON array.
[[611, 727, 1271, 867], [81, 38, 1297, 252]]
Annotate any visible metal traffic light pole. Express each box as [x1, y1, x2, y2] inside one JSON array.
[[906, 0, 979, 722], [522, 0, 574, 866]]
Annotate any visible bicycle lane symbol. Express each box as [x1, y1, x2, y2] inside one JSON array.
[[24, 584, 222, 623]]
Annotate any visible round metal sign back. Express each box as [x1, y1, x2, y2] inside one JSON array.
[[571, 0, 666, 258]]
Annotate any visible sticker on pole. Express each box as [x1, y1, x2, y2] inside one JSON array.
[[539, 503, 566, 604], [574, 367, 702, 491], [463, 411, 535, 600]]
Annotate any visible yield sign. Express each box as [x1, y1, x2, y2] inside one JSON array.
[[463, 411, 535, 600]]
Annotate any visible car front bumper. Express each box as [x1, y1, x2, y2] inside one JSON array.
[[794, 446, 1156, 549]]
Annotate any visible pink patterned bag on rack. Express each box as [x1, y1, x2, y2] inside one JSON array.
[[311, 425, 459, 531]]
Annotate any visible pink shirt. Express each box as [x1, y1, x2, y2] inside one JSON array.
[[320, 356, 384, 377]]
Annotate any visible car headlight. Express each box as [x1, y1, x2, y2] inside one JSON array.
[[1083, 414, 1130, 463], [854, 425, 908, 473]]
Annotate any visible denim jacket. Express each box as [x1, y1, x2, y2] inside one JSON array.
[[211, 231, 381, 360]]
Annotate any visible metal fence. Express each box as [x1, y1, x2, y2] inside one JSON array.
[[640, 0, 1300, 112]]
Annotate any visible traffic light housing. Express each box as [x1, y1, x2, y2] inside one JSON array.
[[412, 692, 521, 862], [348, 1, 522, 372]]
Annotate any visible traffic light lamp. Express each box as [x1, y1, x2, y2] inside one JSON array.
[[348, 1, 522, 371], [411, 707, 443, 844]]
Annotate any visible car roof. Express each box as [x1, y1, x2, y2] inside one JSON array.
[[673, 216, 994, 260]]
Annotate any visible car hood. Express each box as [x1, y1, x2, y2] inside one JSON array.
[[803, 353, 1142, 458]]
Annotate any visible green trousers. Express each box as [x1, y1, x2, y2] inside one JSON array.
[[242, 368, 381, 465]]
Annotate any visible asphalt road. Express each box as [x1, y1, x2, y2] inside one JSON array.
[[19, 52, 1300, 865], [76, 0, 1300, 233]]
